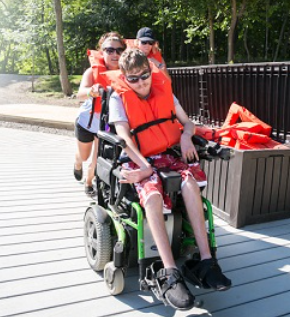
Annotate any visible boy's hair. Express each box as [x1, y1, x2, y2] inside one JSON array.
[[97, 32, 126, 51], [119, 49, 150, 74]]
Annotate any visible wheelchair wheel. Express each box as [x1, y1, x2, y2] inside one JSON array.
[[104, 261, 125, 295], [84, 207, 111, 271]]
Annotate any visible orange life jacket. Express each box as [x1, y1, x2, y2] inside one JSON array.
[[148, 50, 163, 63], [222, 102, 272, 136], [103, 66, 181, 157], [194, 102, 284, 150], [87, 50, 109, 115]]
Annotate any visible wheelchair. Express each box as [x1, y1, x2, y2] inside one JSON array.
[[83, 90, 231, 306]]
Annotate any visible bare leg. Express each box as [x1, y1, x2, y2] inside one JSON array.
[[75, 139, 93, 171], [181, 177, 212, 260], [86, 137, 98, 186], [144, 193, 176, 268]]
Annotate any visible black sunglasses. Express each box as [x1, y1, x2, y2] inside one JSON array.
[[140, 40, 155, 46], [125, 70, 152, 83], [103, 47, 124, 55]]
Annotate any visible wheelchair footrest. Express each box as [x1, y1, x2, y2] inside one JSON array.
[[140, 260, 171, 306]]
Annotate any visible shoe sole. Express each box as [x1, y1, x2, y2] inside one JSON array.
[[165, 296, 195, 311], [215, 284, 232, 291]]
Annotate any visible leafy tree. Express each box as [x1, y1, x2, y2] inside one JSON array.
[[53, 0, 72, 95], [1, 0, 290, 75]]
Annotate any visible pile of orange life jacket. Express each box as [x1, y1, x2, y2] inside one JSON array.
[[195, 102, 289, 150]]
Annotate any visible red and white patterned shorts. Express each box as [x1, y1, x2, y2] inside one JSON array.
[[122, 154, 206, 210]]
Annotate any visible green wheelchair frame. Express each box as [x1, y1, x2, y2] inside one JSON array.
[[83, 90, 228, 300], [83, 133, 219, 298]]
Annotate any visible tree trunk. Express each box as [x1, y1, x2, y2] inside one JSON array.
[[265, 0, 269, 60], [1, 43, 11, 73], [228, 0, 237, 63], [208, 6, 215, 64], [228, 0, 247, 63], [45, 48, 54, 75], [179, 22, 185, 61], [273, 14, 288, 62], [243, 26, 250, 62], [53, 0, 72, 96], [171, 22, 176, 63]]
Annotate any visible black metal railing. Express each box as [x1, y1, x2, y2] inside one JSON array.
[[169, 62, 290, 143]]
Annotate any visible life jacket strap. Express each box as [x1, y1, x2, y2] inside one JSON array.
[[87, 97, 96, 129], [130, 111, 177, 151]]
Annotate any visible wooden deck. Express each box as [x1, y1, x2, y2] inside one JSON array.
[[0, 127, 290, 317]]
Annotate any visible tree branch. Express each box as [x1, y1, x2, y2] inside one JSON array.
[[0, 0, 7, 10]]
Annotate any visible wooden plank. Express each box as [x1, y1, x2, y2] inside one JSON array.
[[0, 258, 90, 282], [0, 227, 83, 244], [0, 207, 84, 220], [0, 247, 86, 269], [0, 213, 83, 227], [1, 127, 290, 317], [0, 221, 83, 236], [0, 201, 90, 213], [0, 236, 84, 256]]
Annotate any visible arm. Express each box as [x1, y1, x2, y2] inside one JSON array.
[[149, 56, 170, 79], [175, 103, 199, 162], [76, 67, 101, 100], [114, 121, 153, 183]]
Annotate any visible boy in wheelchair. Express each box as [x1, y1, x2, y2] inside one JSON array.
[[103, 48, 231, 310]]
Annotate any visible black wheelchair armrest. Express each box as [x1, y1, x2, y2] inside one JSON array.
[[97, 130, 127, 148], [191, 135, 208, 147], [191, 135, 231, 161], [158, 168, 182, 193]]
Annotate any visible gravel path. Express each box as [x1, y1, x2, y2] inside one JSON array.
[[0, 74, 79, 107], [0, 74, 79, 136]]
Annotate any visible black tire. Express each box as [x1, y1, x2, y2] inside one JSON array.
[[84, 207, 111, 271]]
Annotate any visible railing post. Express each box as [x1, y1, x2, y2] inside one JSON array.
[[198, 68, 210, 125]]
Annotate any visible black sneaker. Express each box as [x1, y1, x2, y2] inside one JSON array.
[[182, 258, 231, 291], [85, 185, 96, 197], [158, 268, 195, 310], [74, 165, 83, 181]]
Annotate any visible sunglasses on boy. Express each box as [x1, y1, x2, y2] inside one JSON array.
[[103, 47, 124, 55], [140, 40, 155, 46], [125, 70, 152, 84]]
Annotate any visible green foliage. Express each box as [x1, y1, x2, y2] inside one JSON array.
[[34, 75, 81, 96], [1, 0, 290, 75]]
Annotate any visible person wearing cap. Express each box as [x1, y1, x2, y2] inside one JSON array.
[[136, 27, 169, 77]]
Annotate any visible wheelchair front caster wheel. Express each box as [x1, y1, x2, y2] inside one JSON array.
[[104, 261, 125, 295]]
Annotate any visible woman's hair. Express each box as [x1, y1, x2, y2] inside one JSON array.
[[119, 48, 150, 74], [97, 32, 126, 51]]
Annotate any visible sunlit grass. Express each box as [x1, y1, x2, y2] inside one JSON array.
[[33, 75, 82, 98]]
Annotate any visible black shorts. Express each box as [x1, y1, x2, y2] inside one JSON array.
[[75, 121, 98, 143]]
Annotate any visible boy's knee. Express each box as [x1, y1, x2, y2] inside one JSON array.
[[143, 192, 163, 209], [182, 176, 199, 192]]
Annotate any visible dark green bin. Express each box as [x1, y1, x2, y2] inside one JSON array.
[[202, 148, 290, 228]]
